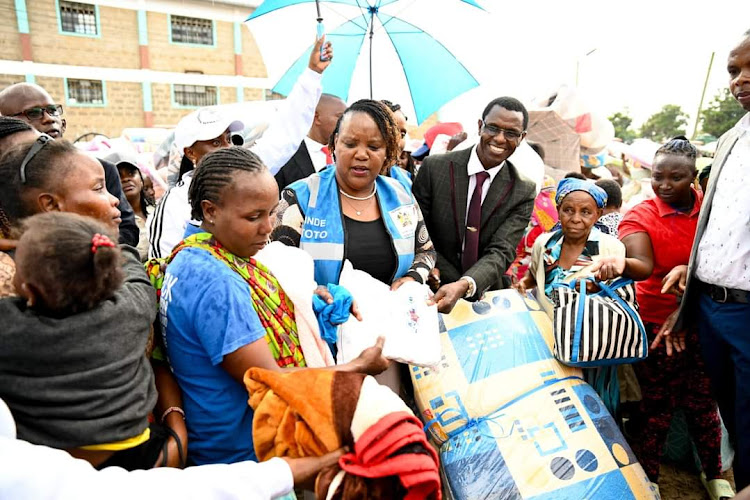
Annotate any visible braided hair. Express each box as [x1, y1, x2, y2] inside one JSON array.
[[0, 116, 33, 142], [0, 124, 33, 236], [655, 135, 698, 160], [0, 138, 78, 229], [188, 146, 266, 221], [655, 136, 698, 177], [381, 99, 401, 114], [328, 99, 401, 169], [0, 123, 35, 235]]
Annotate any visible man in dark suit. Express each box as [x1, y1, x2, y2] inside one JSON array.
[[275, 93, 346, 190], [413, 96, 535, 313]]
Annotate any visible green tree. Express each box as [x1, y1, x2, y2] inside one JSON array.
[[608, 110, 636, 143], [700, 88, 746, 138], [639, 104, 689, 142]]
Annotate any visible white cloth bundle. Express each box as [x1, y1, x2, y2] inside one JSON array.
[[255, 242, 335, 368], [337, 261, 441, 367]]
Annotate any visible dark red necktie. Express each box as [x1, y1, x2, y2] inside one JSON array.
[[321, 146, 333, 165], [462, 171, 490, 272]]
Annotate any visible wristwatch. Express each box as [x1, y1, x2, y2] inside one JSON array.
[[460, 276, 476, 298]]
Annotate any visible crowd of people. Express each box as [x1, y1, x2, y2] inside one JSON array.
[[0, 28, 748, 500]]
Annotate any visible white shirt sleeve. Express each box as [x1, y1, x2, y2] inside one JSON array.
[[251, 68, 323, 175], [0, 437, 294, 500]]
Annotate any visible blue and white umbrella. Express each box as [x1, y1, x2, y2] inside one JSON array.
[[246, 0, 484, 124]]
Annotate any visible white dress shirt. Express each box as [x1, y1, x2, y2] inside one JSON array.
[[460, 146, 506, 290], [148, 68, 322, 259], [695, 114, 750, 291], [303, 135, 328, 172], [464, 146, 505, 226]]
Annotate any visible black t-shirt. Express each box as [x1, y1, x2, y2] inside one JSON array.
[[343, 216, 397, 284]]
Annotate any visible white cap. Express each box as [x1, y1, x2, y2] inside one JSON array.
[[174, 108, 244, 152]]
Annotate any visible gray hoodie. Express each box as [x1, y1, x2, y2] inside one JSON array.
[[0, 245, 157, 449]]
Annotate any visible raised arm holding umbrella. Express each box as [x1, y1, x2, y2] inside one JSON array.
[[247, 0, 483, 124]]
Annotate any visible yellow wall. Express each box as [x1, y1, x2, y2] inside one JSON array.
[[28, 0, 140, 69]]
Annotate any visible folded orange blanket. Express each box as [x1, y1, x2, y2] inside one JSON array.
[[245, 367, 363, 460], [244, 368, 441, 499]]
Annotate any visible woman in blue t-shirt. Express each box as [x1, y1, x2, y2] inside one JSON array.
[[160, 147, 389, 465]]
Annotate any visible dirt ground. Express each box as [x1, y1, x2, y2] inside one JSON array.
[[659, 463, 735, 500]]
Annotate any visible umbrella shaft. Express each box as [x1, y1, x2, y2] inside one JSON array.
[[369, 8, 374, 99]]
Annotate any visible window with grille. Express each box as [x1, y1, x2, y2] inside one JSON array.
[[67, 79, 105, 105], [174, 84, 218, 107], [59, 1, 98, 35], [170, 15, 214, 45]]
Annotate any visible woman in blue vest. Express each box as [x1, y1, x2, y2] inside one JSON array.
[[272, 99, 435, 290]]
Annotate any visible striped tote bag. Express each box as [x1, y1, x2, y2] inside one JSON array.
[[550, 277, 648, 367]]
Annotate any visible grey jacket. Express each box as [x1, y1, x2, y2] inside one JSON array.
[[676, 115, 747, 327], [0, 245, 157, 449]]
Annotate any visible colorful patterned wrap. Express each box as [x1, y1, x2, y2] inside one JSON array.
[[411, 290, 657, 499]]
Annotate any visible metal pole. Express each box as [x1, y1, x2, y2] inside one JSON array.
[[369, 8, 374, 98], [692, 51, 715, 140]]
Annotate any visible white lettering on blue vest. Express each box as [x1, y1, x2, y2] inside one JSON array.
[[304, 216, 327, 228], [303, 229, 328, 239]]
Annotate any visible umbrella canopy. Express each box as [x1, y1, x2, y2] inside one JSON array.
[[526, 109, 581, 172], [246, 0, 482, 124]]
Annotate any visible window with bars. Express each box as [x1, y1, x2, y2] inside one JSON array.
[[170, 15, 214, 45], [174, 84, 218, 107], [67, 79, 105, 105], [59, 1, 98, 36]]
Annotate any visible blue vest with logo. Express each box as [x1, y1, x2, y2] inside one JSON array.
[[288, 167, 417, 286]]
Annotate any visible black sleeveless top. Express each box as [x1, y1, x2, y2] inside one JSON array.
[[343, 216, 397, 284]]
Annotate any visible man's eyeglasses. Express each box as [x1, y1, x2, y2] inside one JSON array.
[[481, 121, 524, 141], [19, 134, 53, 184], [12, 104, 63, 121]]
